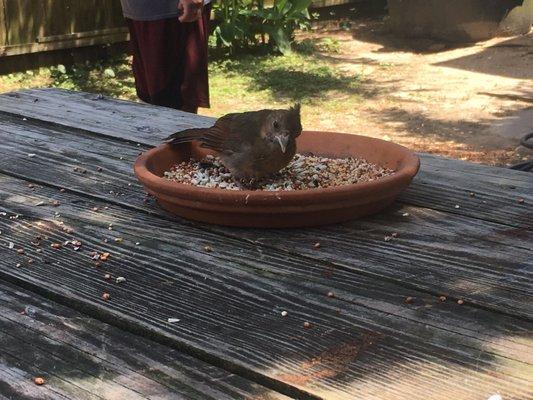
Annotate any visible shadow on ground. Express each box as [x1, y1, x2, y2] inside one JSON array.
[[434, 34, 533, 79]]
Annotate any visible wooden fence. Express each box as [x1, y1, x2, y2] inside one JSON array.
[[0, 0, 127, 57], [0, 0, 359, 58]]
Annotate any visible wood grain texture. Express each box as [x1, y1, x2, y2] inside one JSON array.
[[0, 114, 530, 319], [0, 173, 532, 400], [0, 280, 288, 400], [3, 0, 45, 46], [0, 88, 530, 228], [0, 1, 6, 46]]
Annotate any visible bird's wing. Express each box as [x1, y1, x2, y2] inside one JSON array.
[[165, 110, 267, 153]]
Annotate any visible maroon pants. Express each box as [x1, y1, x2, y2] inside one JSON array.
[[126, 5, 211, 113]]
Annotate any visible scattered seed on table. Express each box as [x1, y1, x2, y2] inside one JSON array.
[[16, 249, 24, 254], [51, 243, 62, 250], [454, 205, 460, 209], [27, 153, 36, 158], [384, 236, 392, 242], [116, 276, 126, 283], [36, 249, 42, 253], [114, 237, 123, 243], [167, 318, 180, 323], [28, 184, 34, 188], [59, 188, 65, 193], [469, 192, 475, 197], [97, 166, 103, 172], [8, 242, 14, 249], [439, 296, 446, 302], [391, 232, 399, 238], [94, 261, 102, 268], [16, 263, 21, 268], [303, 321, 311, 329], [104, 273, 111, 280], [135, 242, 140, 246], [457, 299, 464, 305], [100, 252, 110, 261], [518, 198, 524, 204], [281, 310, 288, 317], [327, 291, 335, 298], [204, 245, 213, 252], [402, 212, 410, 217], [313, 242, 321, 249], [404, 296, 414, 304], [34, 377, 45, 385], [102, 292, 111, 301], [27, 259, 33, 264]]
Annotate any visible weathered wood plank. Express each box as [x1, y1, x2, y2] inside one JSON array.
[[0, 1, 6, 46], [0, 280, 288, 400], [0, 114, 530, 319], [0, 173, 532, 400], [0, 88, 530, 228], [3, 0, 45, 46]]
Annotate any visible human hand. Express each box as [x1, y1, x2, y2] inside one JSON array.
[[178, 0, 203, 22]]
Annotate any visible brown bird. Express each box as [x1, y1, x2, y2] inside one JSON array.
[[165, 104, 302, 180]]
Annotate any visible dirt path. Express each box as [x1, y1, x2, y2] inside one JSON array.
[[300, 20, 532, 165]]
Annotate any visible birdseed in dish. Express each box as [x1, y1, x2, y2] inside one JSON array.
[[163, 154, 394, 191]]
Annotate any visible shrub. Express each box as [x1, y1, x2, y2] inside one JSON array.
[[212, 0, 314, 54]]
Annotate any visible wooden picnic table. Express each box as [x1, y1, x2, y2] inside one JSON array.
[[0, 88, 531, 400]]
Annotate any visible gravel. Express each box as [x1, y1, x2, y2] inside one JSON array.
[[164, 154, 394, 191]]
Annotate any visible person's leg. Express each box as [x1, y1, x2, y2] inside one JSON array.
[[125, 6, 211, 113], [126, 18, 182, 109], [178, 3, 211, 112]]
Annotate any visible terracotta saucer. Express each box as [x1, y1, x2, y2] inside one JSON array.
[[134, 131, 420, 228]]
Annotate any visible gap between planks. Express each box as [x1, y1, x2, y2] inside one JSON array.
[[0, 167, 531, 323]]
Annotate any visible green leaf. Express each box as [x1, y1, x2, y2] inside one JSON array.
[[263, 25, 291, 55]]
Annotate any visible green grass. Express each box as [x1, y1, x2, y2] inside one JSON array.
[[0, 39, 364, 119]]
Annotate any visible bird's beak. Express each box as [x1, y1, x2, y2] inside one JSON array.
[[276, 135, 289, 153]]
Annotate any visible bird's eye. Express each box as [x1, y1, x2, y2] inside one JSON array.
[[273, 120, 280, 130]]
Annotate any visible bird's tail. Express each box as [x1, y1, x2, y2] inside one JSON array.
[[165, 128, 207, 146]]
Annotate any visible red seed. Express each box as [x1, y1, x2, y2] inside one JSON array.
[[303, 321, 311, 329], [59, 188, 65, 193], [34, 377, 45, 385], [439, 296, 446, 302], [50, 243, 62, 250], [404, 296, 414, 304], [518, 198, 524, 204], [457, 299, 464, 305], [102, 292, 110, 301], [100, 252, 110, 261]]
